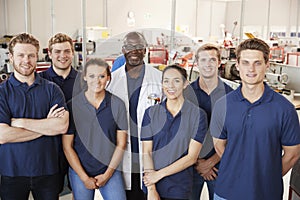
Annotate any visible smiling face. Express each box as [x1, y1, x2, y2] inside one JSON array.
[[162, 68, 187, 101], [197, 49, 220, 79], [48, 41, 74, 71], [84, 64, 110, 95], [236, 49, 269, 87], [10, 43, 38, 78], [122, 32, 147, 69]]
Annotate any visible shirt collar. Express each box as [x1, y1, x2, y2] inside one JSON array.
[[235, 82, 273, 104], [191, 77, 226, 94], [48, 66, 77, 79], [9, 72, 42, 86], [80, 90, 110, 111]]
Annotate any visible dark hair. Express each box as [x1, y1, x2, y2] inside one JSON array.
[[81, 58, 111, 90], [8, 33, 40, 55], [236, 38, 270, 63], [162, 64, 188, 82], [195, 43, 221, 61]]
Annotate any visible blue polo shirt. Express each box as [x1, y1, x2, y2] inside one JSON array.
[[67, 91, 128, 176], [210, 83, 300, 200], [39, 66, 80, 102], [189, 77, 233, 159], [141, 99, 207, 199], [0, 73, 67, 176]]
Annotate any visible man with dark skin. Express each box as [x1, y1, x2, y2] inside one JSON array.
[[107, 31, 162, 200]]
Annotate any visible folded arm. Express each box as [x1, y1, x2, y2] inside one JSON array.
[[0, 123, 42, 144], [11, 104, 69, 136]]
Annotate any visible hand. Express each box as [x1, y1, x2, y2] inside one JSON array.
[[195, 158, 213, 175], [82, 176, 98, 190], [143, 171, 162, 187], [147, 189, 160, 200], [202, 167, 218, 181], [94, 173, 111, 187], [47, 104, 66, 118]]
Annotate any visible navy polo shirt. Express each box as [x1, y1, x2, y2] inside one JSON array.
[[210, 83, 300, 200], [141, 99, 207, 199], [67, 91, 128, 176], [0, 73, 67, 176], [40, 66, 80, 102], [188, 77, 233, 159]]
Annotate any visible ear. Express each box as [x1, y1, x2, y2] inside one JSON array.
[[235, 61, 239, 71], [83, 76, 87, 81], [183, 80, 189, 89], [8, 53, 13, 63], [48, 50, 52, 59]]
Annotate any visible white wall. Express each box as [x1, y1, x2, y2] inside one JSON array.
[[1, 0, 300, 51]]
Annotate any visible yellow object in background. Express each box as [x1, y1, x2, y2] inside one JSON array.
[[245, 32, 255, 39]]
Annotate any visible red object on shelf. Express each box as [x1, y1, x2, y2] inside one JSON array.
[[269, 47, 285, 63], [148, 46, 168, 65], [286, 52, 300, 66]]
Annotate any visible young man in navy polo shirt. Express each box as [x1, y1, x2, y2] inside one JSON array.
[[188, 44, 233, 200], [40, 33, 80, 196], [210, 38, 300, 200], [0, 33, 69, 200], [40, 33, 80, 102]]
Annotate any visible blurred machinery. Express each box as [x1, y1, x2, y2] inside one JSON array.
[[0, 39, 11, 83], [266, 62, 300, 93]]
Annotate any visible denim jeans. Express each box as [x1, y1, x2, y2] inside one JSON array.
[[214, 193, 227, 200], [189, 171, 215, 200], [69, 168, 126, 200]]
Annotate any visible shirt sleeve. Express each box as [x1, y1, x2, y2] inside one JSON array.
[[66, 100, 75, 135], [141, 107, 153, 141], [0, 88, 11, 125], [50, 83, 67, 109], [210, 98, 227, 139], [281, 105, 300, 146], [114, 97, 128, 131], [193, 108, 208, 143]]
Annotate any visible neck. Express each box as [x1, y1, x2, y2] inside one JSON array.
[[14, 71, 35, 86], [241, 83, 265, 103], [166, 96, 185, 117], [84, 90, 105, 108], [126, 64, 143, 79], [53, 66, 71, 79], [199, 76, 218, 95]]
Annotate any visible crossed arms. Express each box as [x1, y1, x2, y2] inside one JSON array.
[[0, 104, 69, 144]]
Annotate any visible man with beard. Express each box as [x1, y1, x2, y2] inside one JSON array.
[[40, 33, 80, 197], [0, 33, 69, 200], [107, 31, 162, 200]]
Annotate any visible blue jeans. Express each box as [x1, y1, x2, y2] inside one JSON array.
[[69, 168, 126, 200], [189, 170, 215, 200], [214, 193, 227, 200]]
